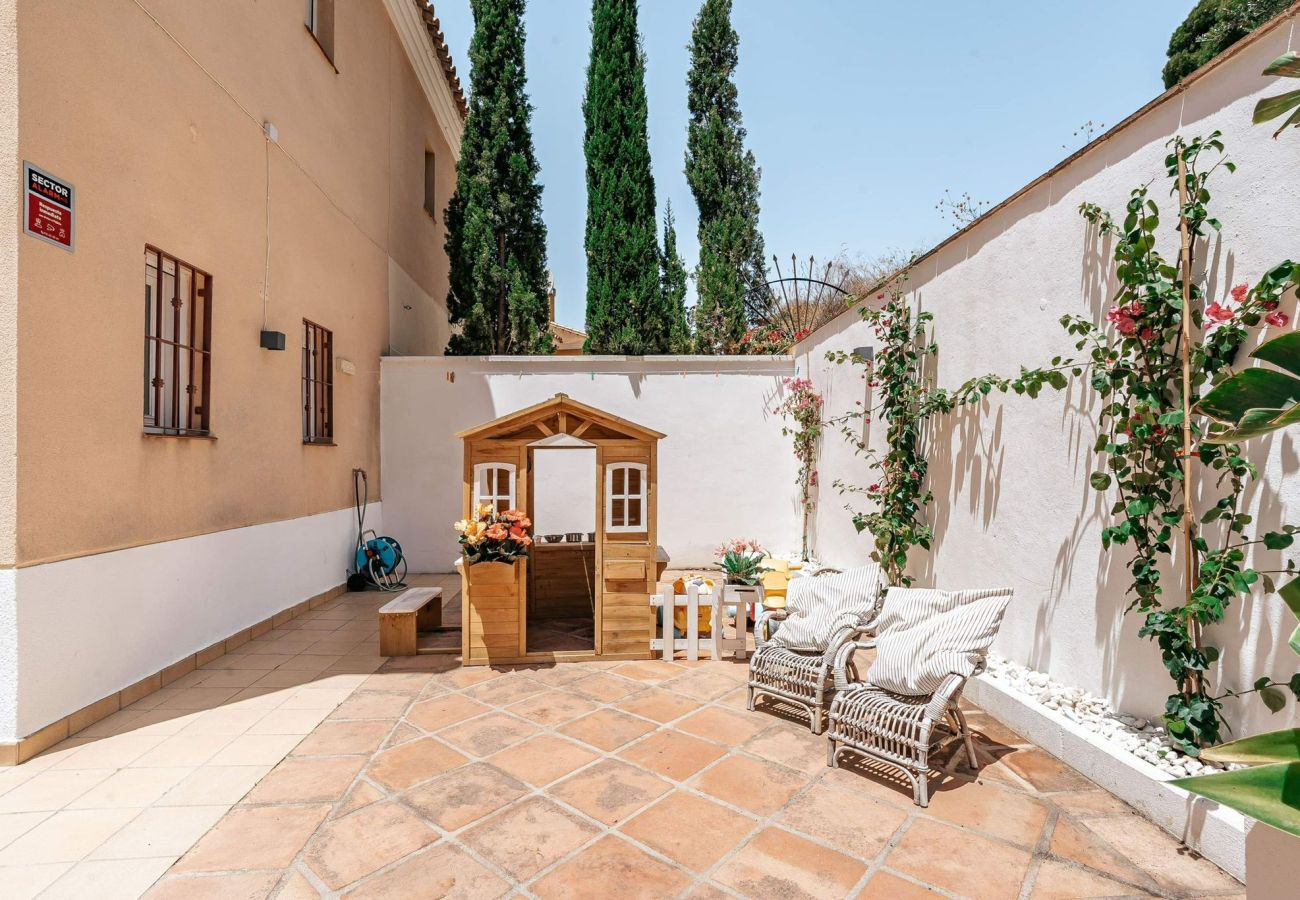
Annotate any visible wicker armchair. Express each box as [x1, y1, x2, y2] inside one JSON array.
[[825, 585, 1011, 807], [746, 617, 872, 733], [826, 662, 981, 807], [746, 565, 881, 734]]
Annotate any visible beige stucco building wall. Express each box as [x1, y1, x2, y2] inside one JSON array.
[[0, 0, 462, 745], [13, 0, 458, 565]]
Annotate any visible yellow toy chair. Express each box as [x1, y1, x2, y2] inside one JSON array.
[[759, 558, 790, 610], [670, 576, 715, 635]]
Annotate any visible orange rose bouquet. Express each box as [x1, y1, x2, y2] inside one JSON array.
[[455, 504, 533, 565]]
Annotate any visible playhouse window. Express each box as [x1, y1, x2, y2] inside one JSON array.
[[473, 463, 516, 514], [606, 463, 647, 532]]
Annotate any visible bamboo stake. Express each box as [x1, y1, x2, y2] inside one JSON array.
[[1176, 146, 1203, 695]]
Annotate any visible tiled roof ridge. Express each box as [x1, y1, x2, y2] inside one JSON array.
[[415, 1, 468, 119]]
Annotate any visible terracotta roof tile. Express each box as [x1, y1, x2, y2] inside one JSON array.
[[415, 1, 468, 119]]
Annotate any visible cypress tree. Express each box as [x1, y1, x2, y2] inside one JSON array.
[[582, 0, 661, 354], [685, 0, 767, 354], [444, 0, 552, 355], [660, 201, 691, 353]]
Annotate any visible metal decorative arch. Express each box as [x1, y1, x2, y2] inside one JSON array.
[[757, 255, 854, 344]]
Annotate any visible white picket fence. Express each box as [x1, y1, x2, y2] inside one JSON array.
[[649, 583, 758, 661]]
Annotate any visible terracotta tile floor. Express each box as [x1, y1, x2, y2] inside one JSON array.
[[0, 580, 1244, 898]]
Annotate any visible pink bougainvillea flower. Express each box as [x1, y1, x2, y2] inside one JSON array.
[[1231, 283, 1249, 304], [1105, 307, 1137, 334], [1140, 327, 1157, 342], [1267, 310, 1290, 328], [1205, 302, 1234, 323], [1263, 298, 1280, 311]]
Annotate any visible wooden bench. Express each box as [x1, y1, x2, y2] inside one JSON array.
[[378, 588, 444, 656]]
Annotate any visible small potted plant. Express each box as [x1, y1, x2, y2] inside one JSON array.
[[715, 537, 770, 585], [715, 537, 769, 624]]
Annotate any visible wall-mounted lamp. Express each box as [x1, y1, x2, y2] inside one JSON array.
[[260, 330, 285, 351]]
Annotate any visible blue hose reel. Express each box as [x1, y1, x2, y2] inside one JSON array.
[[351, 469, 407, 592], [355, 531, 405, 590]]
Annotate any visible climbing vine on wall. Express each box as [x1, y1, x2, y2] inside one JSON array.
[[827, 280, 1067, 587], [1061, 134, 1300, 753], [774, 377, 824, 561]]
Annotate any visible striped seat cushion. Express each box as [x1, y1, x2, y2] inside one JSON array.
[[866, 586, 1013, 696], [768, 563, 883, 653]]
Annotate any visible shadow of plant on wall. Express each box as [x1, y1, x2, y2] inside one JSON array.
[[825, 276, 1074, 589]]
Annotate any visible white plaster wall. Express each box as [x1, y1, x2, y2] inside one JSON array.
[[7, 504, 371, 740], [798, 24, 1300, 736], [380, 356, 801, 572], [533, 448, 597, 536]]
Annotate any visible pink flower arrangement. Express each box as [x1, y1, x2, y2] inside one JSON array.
[[715, 536, 765, 558]]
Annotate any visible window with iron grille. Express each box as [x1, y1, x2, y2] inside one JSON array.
[[302, 320, 334, 444], [144, 246, 212, 436]]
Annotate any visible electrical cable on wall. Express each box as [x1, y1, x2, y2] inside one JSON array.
[[261, 132, 271, 330]]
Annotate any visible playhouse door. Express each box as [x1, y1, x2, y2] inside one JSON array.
[[596, 442, 655, 657]]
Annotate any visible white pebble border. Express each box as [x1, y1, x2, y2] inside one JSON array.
[[983, 655, 1241, 778]]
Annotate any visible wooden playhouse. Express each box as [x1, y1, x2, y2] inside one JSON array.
[[456, 394, 667, 665]]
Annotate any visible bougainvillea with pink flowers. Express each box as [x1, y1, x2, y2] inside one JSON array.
[[1062, 133, 1300, 752], [774, 377, 824, 559]]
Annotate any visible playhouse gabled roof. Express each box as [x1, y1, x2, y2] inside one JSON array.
[[456, 393, 666, 442]]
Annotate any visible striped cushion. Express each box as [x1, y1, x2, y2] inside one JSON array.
[[866, 587, 1012, 696], [768, 564, 883, 652]]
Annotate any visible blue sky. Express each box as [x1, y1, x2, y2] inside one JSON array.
[[433, 1, 1194, 330]]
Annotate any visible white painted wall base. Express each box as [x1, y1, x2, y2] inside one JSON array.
[[4, 504, 376, 741], [965, 674, 1247, 883], [0, 569, 15, 742]]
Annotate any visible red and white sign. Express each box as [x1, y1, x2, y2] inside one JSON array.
[[23, 162, 75, 252]]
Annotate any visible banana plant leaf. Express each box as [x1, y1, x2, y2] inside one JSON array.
[[1171, 761, 1300, 836], [1284, 577, 1300, 657], [1198, 333, 1300, 443], [1255, 52, 1300, 138], [1255, 330, 1300, 376], [1264, 52, 1300, 78], [1201, 729, 1300, 765]]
